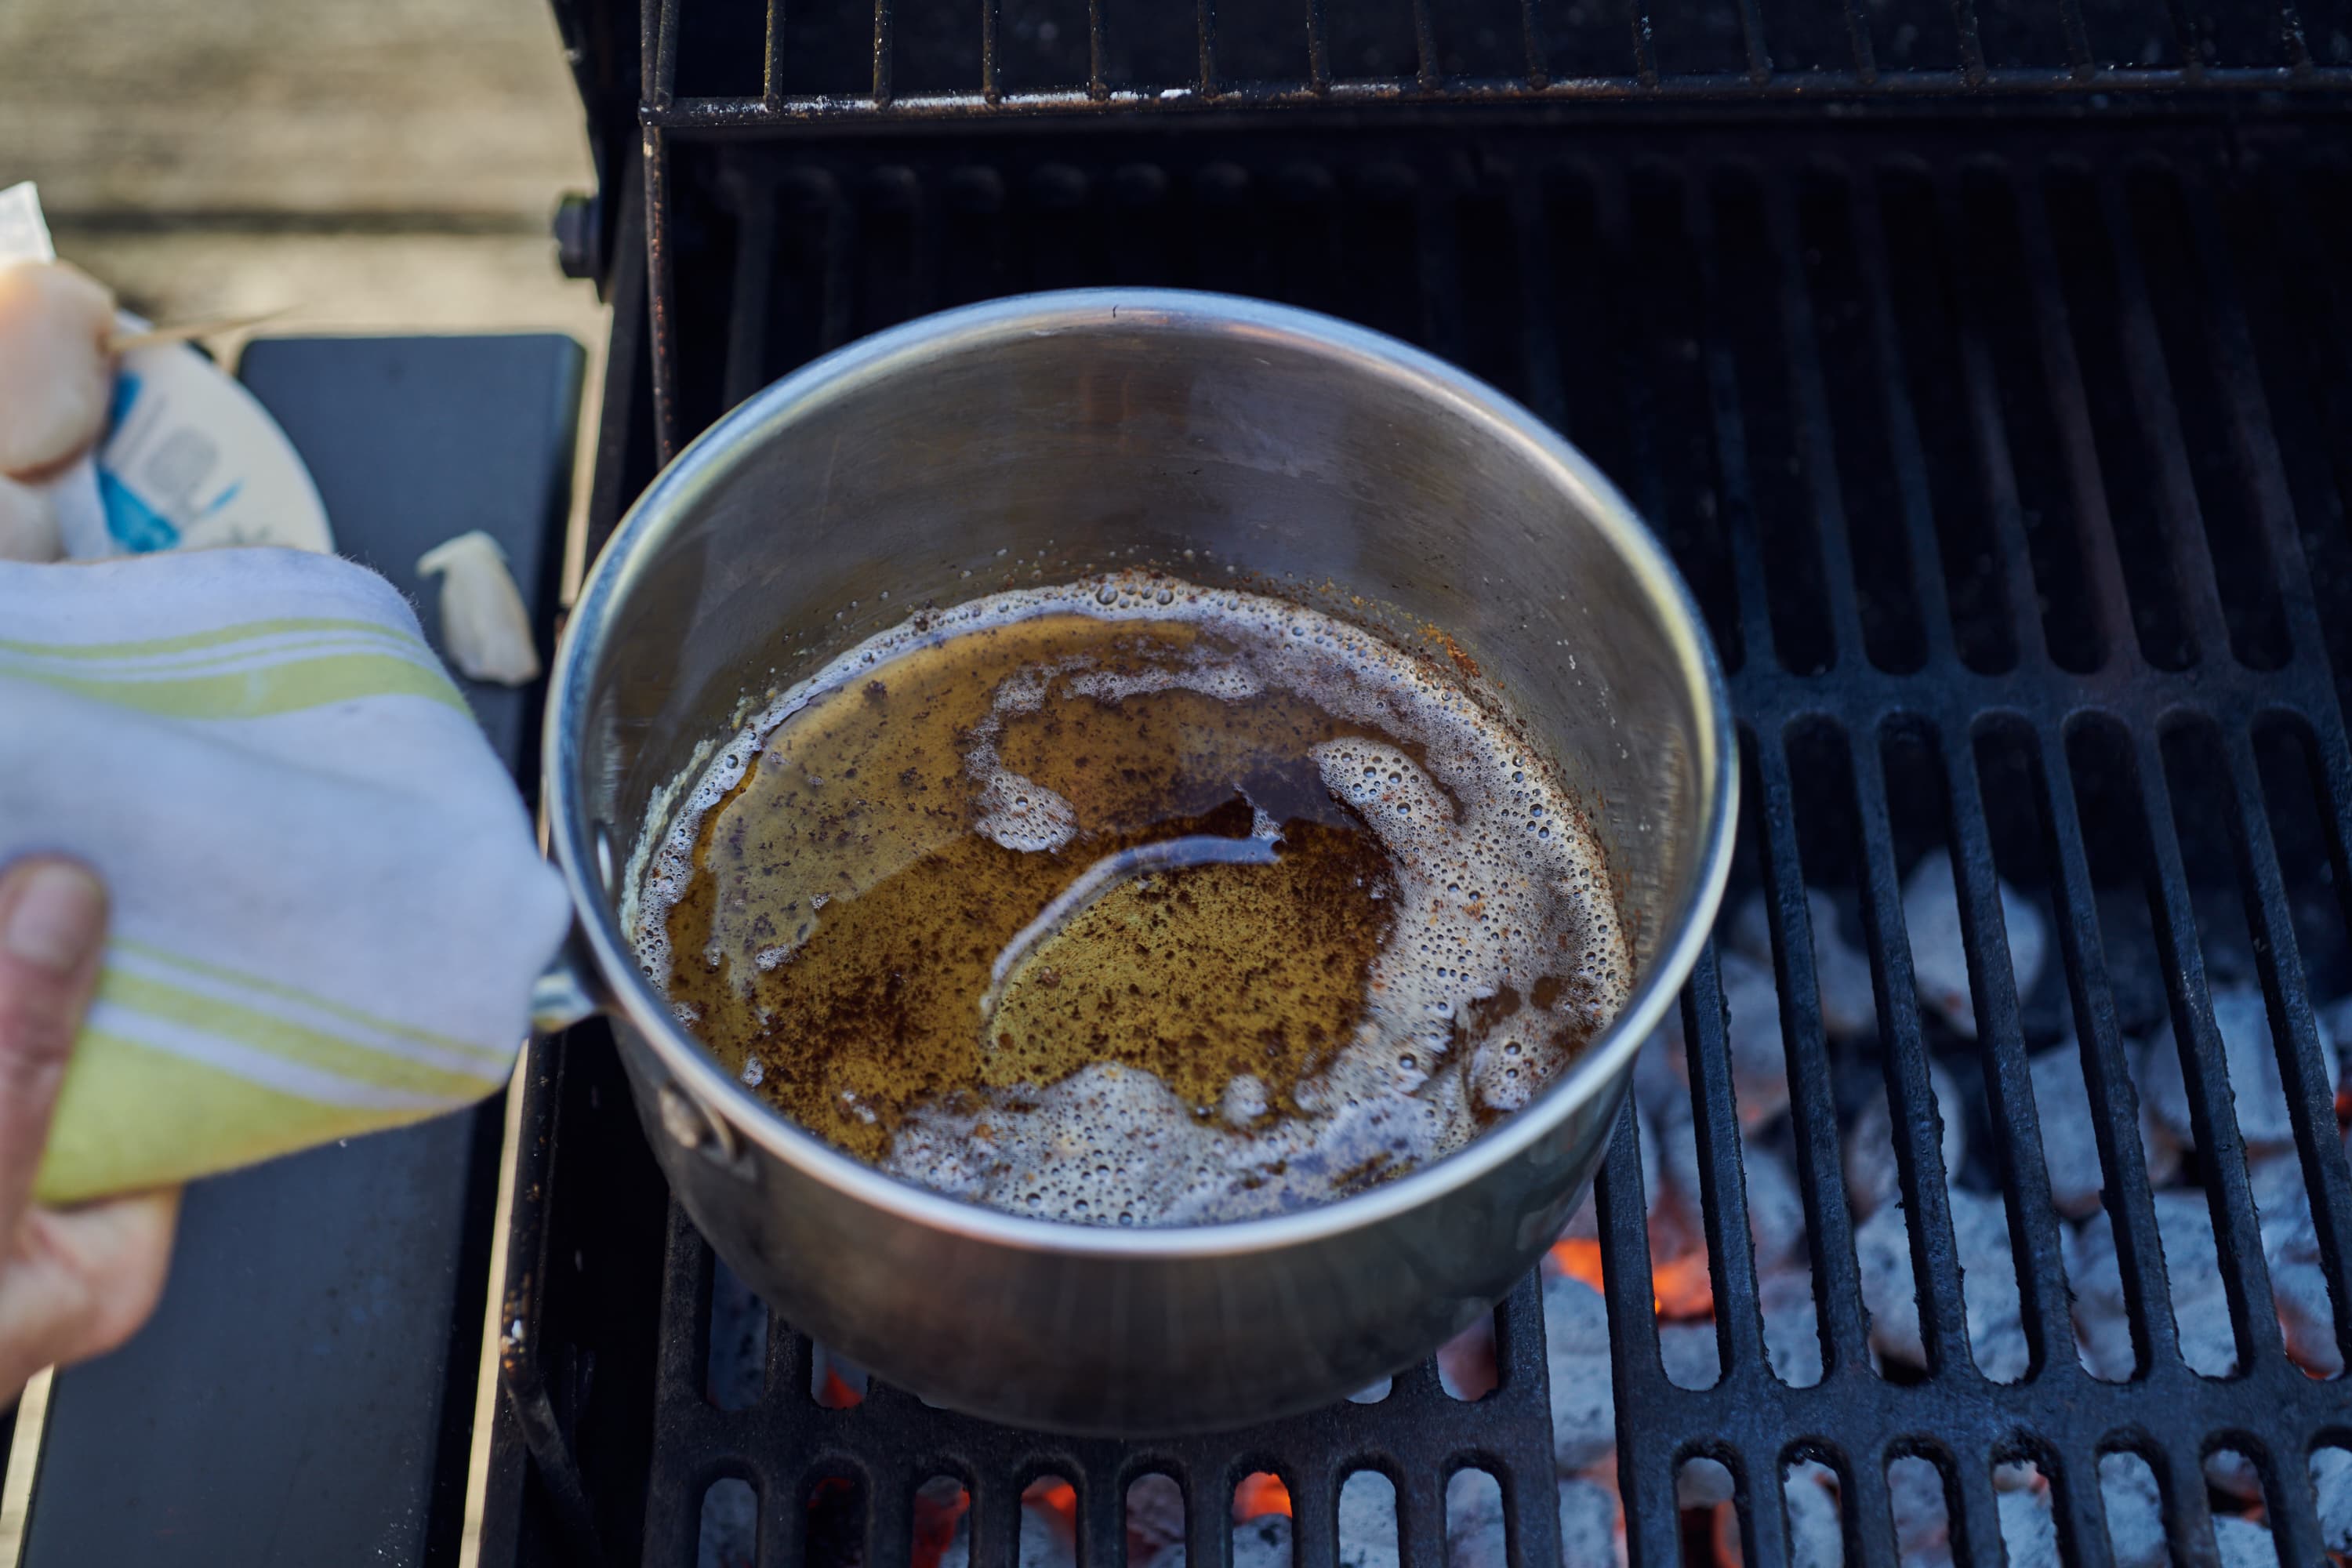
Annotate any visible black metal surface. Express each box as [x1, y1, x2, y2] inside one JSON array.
[[492, 4, 2352, 1561], [24, 335, 583, 1568], [649, 1219, 1560, 1568], [637, 0, 2352, 130]]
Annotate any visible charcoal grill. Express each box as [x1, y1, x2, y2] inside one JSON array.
[[476, 2, 2352, 1564]]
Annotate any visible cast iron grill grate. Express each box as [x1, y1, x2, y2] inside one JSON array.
[[490, 9, 2352, 1563], [638, 0, 2352, 128]]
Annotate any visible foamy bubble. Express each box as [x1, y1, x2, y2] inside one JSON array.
[[629, 570, 1632, 1225], [972, 770, 1077, 853]]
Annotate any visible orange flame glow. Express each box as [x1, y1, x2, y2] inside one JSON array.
[[1649, 1250, 1714, 1320], [1548, 1237, 1606, 1290], [1024, 1479, 1078, 1526], [1233, 1473, 1292, 1521], [1549, 1235, 1714, 1318], [912, 1487, 971, 1568], [818, 1368, 862, 1408]]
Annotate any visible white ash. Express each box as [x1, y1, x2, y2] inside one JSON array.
[[1760, 1268, 1824, 1387], [938, 1496, 1076, 1568], [1659, 1321, 1720, 1392], [2096, 1452, 2167, 1568], [1647, 1270, 1824, 1392], [1545, 1269, 1617, 1472], [2314, 1446, 2352, 1556], [1900, 856, 2048, 1040], [2063, 1192, 2238, 1379], [1991, 1461, 2042, 1494], [1843, 1061, 1965, 1222], [1232, 1513, 1291, 1568], [2028, 1040, 2181, 1218], [1438, 1314, 1499, 1401], [2319, 993, 2352, 1067], [1679, 1457, 1734, 1510], [1730, 887, 1878, 1040], [1786, 1459, 1845, 1568], [2249, 1152, 2343, 1377], [1708, 1460, 1842, 1568], [1144, 1476, 1407, 1568], [1339, 1474, 1403, 1568], [1126, 1474, 1187, 1566], [1556, 1475, 1625, 1568], [1445, 1470, 1506, 1568], [1886, 1454, 1951, 1568], [698, 1477, 757, 1568], [2139, 985, 2344, 1156], [2212, 1515, 2283, 1568], [1742, 1140, 1811, 1276], [1854, 1186, 2027, 1382], [1997, 1475, 2057, 1568], [1637, 952, 1791, 1133], [2205, 1449, 2264, 1508], [1651, 1114, 1809, 1287]]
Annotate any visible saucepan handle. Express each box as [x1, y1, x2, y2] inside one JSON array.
[[529, 920, 613, 1034]]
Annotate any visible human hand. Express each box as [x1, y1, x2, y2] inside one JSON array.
[[0, 858, 179, 1401], [0, 259, 115, 561]]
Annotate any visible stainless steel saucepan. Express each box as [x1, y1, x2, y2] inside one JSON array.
[[532, 289, 1735, 1436]]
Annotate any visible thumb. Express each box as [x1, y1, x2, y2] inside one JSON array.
[[0, 859, 107, 1231]]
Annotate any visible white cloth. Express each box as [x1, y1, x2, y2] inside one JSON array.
[[0, 546, 570, 1200]]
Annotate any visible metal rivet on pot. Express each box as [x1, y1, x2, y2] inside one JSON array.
[[657, 1083, 706, 1149], [593, 822, 616, 889]]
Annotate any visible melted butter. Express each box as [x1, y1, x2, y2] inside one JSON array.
[[662, 615, 1399, 1162], [636, 576, 1635, 1226]]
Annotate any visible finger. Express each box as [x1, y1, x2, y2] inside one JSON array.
[[0, 260, 116, 480], [0, 858, 107, 1236], [0, 1189, 179, 1399]]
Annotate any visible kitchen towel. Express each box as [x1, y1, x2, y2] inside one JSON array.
[[0, 546, 571, 1203]]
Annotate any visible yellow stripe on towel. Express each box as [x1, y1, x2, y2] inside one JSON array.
[[115, 938, 515, 1070], [0, 651, 466, 719], [0, 616, 435, 662], [38, 1029, 453, 1203]]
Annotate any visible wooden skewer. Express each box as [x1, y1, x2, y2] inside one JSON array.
[[106, 308, 289, 354]]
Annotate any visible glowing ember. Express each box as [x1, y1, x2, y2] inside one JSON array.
[[1024, 1478, 1078, 1526], [912, 1484, 971, 1568], [1232, 1472, 1292, 1521], [1548, 1236, 1606, 1290], [1548, 1233, 1702, 1316]]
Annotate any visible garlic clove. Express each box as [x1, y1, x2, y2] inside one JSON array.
[[416, 530, 540, 686]]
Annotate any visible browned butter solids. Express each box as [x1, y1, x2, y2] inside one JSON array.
[[633, 576, 1632, 1226]]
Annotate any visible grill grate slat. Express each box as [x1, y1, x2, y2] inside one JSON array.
[[2036, 722, 2183, 1371], [1751, 730, 1875, 1376], [1846, 732, 1977, 1374], [2096, 171, 2238, 666], [1681, 946, 1771, 1380], [2130, 726, 2293, 1370], [1937, 728, 2077, 1375]]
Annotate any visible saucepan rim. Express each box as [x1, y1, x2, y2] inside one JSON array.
[[544, 287, 1737, 1261]]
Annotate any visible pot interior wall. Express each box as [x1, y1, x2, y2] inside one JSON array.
[[578, 299, 1715, 995]]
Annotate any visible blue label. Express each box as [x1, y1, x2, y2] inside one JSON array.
[[99, 470, 180, 554]]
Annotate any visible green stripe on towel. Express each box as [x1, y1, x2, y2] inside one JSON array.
[[97, 969, 501, 1101], [0, 650, 466, 718], [0, 616, 434, 662], [115, 938, 514, 1069]]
